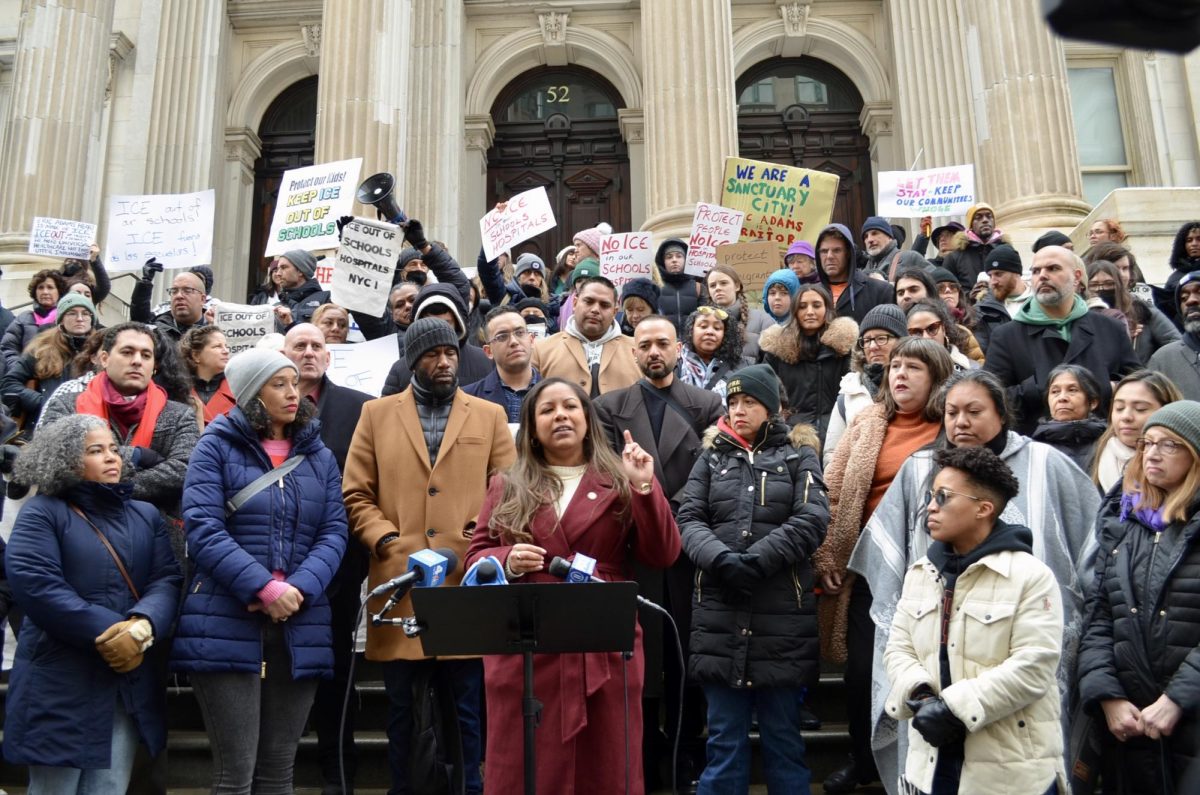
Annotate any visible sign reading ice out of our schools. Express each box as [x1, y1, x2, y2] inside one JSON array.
[[599, 232, 655, 292], [720, 157, 839, 258], [330, 218, 401, 315], [715, 242, 781, 308], [684, 203, 745, 277], [213, 302, 275, 356], [479, 187, 557, 261], [264, 157, 363, 257], [29, 217, 96, 259], [877, 164, 976, 218], [103, 189, 216, 271]]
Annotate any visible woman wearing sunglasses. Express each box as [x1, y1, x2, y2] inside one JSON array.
[[677, 305, 748, 401], [884, 445, 1066, 795], [1078, 401, 1200, 794], [845, 369, 1100, 790], [904, 300, 976, 371]]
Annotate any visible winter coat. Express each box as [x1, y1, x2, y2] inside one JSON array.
[[757, 315, 858, 443], [3, 481, 181, 768], [1163, 222, 1200, 294], [983, 309, 1141, 435], [530, 330, 641, 396], [0, 351, 68, 431], [1133, 304, 1181, 364], [278, 278, 331, 329], [171, 408, 347, 678], [0, 308, 55, 370], [678, 422, 829, 689], [1147, 340, 1200, 401], [972, 294, 1012, 355], [475, 248, 561, 334], [822, 369, 878, 468], [655, 239, 702, 335], [1078, 494, 1200, 793], [1029, 416, 1106, 473], [884, 533, 1067, 795], [815, 223, 897, 324], [128, 278, 208, 342], [942, 230, 1011, 290]]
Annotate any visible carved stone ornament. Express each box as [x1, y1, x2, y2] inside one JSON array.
[[301, 23, 322, 58], [538, 10, 569, 47], [780, 1, 812, 38]]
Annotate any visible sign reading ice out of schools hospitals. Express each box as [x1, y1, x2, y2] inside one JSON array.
[[479, 187, 557, 262], [877, 164, 976, 218], [264, 158, 363, 257], [720, 157, 839, 259], [331, 218, 400, 315], [103, 189, 216, 272], [213, 302, 275, 356]]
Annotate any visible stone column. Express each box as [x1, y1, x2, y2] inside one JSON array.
[[640, 0, 738, 239], [315, 0, 412, 215], [0, 0, 116, 252], [962, 0, 1091, 227], [143, 0, 227, 195], [403, 0, 464, 250], [619, 108, 647, 229], [459, 114, 493, 262]]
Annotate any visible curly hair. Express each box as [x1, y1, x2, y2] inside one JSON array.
[[239, 392, 316, 439], [27, 269, 67, 304], [682, 306, 744, 366], [70, 329, 107, 377], [906, 299, 968, 353], [12, 414, 112, 495], [179, 326, 227, 376], [933, 445, 1020, 516]]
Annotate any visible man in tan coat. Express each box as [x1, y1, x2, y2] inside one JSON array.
[[531, 276, 641, 397], [343, 316, 516, 795]]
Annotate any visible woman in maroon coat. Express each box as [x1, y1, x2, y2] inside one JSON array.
[[466, 376, 681, 794]]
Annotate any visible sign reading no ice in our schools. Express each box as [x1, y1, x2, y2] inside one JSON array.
[[599, 232, 655, 292], [104, 189, 216, 271], [264, 158, 363, 257]]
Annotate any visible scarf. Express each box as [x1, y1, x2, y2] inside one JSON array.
[[76, 372, 169, 447], [1013, 293, 1089, 342], [964, 229, 1003, 247], [678, 347, 721, 389], [1120, 490, 1169, 532], [715, 416, 755, 450], [33, 305, 57, 326], [565, 317, 623, 369], [1097, 435, 1135, 493]]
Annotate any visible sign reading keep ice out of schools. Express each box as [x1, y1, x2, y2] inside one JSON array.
[[264, 158, 363, 257], [720, 157, 839, 260]]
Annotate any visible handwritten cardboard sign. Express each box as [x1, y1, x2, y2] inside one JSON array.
[[264, 158, 362, 257], [29, 217, 96, 259], [715, 242, 781, 308], [685, 203, 745, 277], [104, 189, 215, 271], [479, 187, 557, 261], [326, 335, 402, 397], [330, 218, 400, 314], [214, 302, 275, 356], [877, 164, 976, 218], [720, 157, 839, 259], [599, 232, 655, 293]]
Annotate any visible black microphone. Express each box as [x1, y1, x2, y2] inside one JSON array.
[[547, 556, 660, 609], [368, 548, 459, 598], [472, 558, 501, 584]]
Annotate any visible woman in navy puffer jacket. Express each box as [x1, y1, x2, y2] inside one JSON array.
[[172, 349, 347, 793]]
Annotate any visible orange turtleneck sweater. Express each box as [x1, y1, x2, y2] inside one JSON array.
[[862, 411, 941, 524]]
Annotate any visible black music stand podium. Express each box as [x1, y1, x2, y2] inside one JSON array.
[[411, 581, 640, 795]]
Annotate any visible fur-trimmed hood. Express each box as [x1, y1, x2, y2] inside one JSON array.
[[757, 315, 858, 365], [701, 420, 821, 456], [951, 230, 1011, 252]]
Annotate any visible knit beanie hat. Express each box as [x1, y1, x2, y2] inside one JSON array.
[[725, 363, 781, 415], [785, 240, 816, 260], [859, 303, 908, 339], [189, 264, 215, 294], [515, 297, 548, 316], [55, 292, 96, 324], [620, 278, 661, 310], [573, 222, 613, 256], [1032, 230, 1072, 253], [515, 253, 546, 278], [405, 316, 461, 370], [570, 258, 601, 286], [984, 244, 1023, 275], [764, 268, 802, 298], [661, 241, 687, 258], [398, 248, 424, 269], [282, 249, 317, 279], [1142, 401, 1200, 458], [861, 216, 894, 240], [929, 267, 959, 286], [965, 203, 995, 231], [225, 349, 297, 407]]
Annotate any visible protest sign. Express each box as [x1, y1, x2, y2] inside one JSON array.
[[264, 158, 362, 257], [315, 261, 335, 290], [599, 232, 655, 292], [29, 217, 96, 259], [479, 187, 556, 261], [685, 203, 745, 276], [877, 164, 975, 218], [104, 189, 215, 271], [213, 302, 275, 356], [330, 218, 400, 315], [720, 157, 839, 258], [715, 242, 781, 307], [326, 335, 401, 397]]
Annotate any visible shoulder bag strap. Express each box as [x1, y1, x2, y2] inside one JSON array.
[[638, 380, 701, 429], [69, 503, 139, 600], [224, 454, 307, 518]]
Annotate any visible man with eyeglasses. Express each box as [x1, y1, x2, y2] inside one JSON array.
[[130, 268, 208, 343], [463, 306, 542, 422]]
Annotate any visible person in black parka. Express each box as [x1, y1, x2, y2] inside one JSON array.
[[655, 239, 702, 335]]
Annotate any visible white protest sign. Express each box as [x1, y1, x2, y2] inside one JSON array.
[[599, 232, 655, 293], [479, 187, 556, 261], [326, 335, 401, 397], [685, 203, 745, 276], [214, 302, 275, 356], [29, 217, 96, 259], [104, 189, 215, 271], [264, 158, 362, 257], [877, 164, 976, 218], [330, 218, 400, 314]]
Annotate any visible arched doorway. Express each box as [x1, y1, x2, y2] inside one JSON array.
[[736, 58, 873, 235], [487, 66, 630, 262], [248, 76, 318, 295]]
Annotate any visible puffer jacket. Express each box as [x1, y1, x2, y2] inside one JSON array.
[[757, 315, 857, 443], [171, 408, 347, 679], [1077, 493, 1200, 793], [0, 307, 56, 370], [884, 529, 1066, 795], [0, 351, 68, 432], [655, 238, 701, 334], [3, 481, 181, 768], [678, 421, 829, 689], [942, 230, 1012, 291]]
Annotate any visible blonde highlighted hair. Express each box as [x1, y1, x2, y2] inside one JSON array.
[[1122, 427, 1200, 524]]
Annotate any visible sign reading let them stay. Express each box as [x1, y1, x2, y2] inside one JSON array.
[[264, 158, 363, 257], [877, 164, 976, 218], [479, 187, 557, 261], [104, 189, 216, 271], [330, 218, 401, 315]]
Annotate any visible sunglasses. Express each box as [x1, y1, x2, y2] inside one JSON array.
[[907, 320, 944, 338], [696, 306, 729, 320], [925, 487, 984, 507]]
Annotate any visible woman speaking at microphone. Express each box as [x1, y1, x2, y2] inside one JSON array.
[[467, 376, 681, 794]]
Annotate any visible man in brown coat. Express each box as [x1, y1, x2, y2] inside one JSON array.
[[343, 316, 516, 795], [531, 276, 640, 397]]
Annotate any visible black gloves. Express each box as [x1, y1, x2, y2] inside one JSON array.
[[141, 257, 164, 282], [0, 445, 20, 475], [134, 446, 163, 469], [909, 696, 967, 748], [336, 215, 354, 239], [404, 219, 428, 251], [714, 551, 761, 601]]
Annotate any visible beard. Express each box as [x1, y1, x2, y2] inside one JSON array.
[[1035, 284, 1070, 308], [1184, 317, 1200, 335], [638, 359, 673, 380], [414, 369, 457, 401]]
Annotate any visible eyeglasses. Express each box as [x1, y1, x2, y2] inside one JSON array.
[[696, 306, 729, 320], [1136, 437, 1188, 456], [62, 309, 92, 320], [907, 320, 944, 338], [925, 487, 984, 508], [488, 327, 531, 345], [857, 333, 896, 350], [937, 283, 959, 295], [167, 286, 202, 297]]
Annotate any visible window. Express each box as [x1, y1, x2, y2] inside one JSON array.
[[1067, 66, 1131, 206], [736, 58, 860, 114]]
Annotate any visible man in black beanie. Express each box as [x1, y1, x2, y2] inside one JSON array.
[[381, 283, 494, 395]]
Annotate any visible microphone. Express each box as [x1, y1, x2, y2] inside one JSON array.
[[548, 555, 666, 611], [368, 547, 458, 598], [462, 556, 507, 586]]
